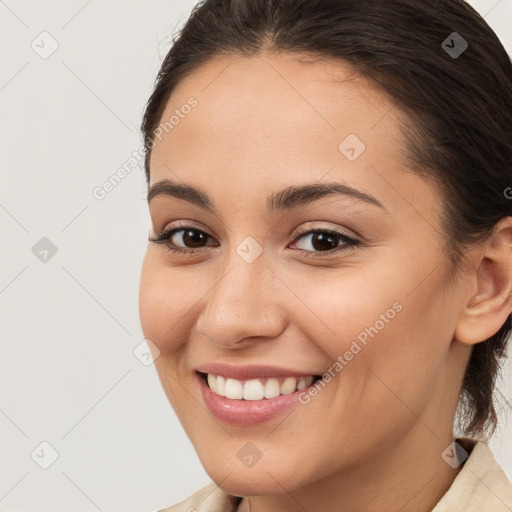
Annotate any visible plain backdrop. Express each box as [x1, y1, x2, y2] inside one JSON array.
[[1, 0, 511, 510]]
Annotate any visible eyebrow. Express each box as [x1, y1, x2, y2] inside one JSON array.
[[147, 178, 387, 213]]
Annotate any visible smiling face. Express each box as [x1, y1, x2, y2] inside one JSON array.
[[139, 52, 473, 499]]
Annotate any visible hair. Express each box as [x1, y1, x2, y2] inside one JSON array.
[[140, 0, 512, 437]]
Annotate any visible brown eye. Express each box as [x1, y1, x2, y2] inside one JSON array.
[[176, 229, 209, 248], [148, 226, 217, 253], [292, 229, 358, 254]]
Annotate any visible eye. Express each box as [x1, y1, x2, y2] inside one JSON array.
[[148, 224, 360, 258], [148, 225, 217, 254], [289, 228, 359, 258]]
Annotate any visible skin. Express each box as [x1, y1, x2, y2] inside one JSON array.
[[139, 52, 512, 512]]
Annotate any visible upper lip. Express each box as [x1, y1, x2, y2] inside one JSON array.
[[195, 362, 321, 381]]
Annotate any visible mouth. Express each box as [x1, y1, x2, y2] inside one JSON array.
[[197, 371, 323, 401]]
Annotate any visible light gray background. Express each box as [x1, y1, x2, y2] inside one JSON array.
[[1, 1, 511, 511]]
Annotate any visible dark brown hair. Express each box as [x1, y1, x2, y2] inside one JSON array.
[[141, 0, 512, 437]]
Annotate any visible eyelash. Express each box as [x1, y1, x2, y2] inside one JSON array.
[[148, 224, 360, 259]]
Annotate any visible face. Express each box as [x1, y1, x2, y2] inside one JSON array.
[[139, 53, 469, 496]]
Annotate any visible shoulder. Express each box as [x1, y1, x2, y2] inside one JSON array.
[[157, 482, 241, 512], [432, 438, 512, 511]]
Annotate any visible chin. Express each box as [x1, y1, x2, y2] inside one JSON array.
[[201, 456, 315, 496]]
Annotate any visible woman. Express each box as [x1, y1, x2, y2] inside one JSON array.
[[138, 0, 512, 510]]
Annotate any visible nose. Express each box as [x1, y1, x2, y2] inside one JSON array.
[[195, 251, 287, 349]]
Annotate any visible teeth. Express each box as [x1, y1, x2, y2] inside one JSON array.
[[243, 379, 264, 400], [225, 378, 243, 399], [264, 378, 280, 399], [207, 374, 216, 393], [217, 375, 226, 395], [280, 377, 297, 395], [205, 373, 315, 400]]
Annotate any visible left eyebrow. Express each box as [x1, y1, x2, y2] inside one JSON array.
[[267, 182, 387, 212], [147, 178, 387, 213]]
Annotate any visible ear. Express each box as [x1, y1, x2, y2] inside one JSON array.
[[454, 217, 512, 345]]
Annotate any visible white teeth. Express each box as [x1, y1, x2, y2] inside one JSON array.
[[224, 378, 243, 399], [207, 374, 217, 393], [297, 377, 307, 390], [217, 375, 226, 395], [242, 379, 265, 400], [264, 378, 280, 399], [205, 373, 317, 400], [280, 377, 297, 395]]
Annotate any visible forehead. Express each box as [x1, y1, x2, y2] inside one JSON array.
[[151, 53, 395, 162], [148, 52, 437, 219]]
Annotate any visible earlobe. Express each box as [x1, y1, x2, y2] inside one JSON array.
[[454, 218, 512, 346]]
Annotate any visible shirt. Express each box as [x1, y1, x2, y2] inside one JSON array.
[[159, 439, 512, 512]]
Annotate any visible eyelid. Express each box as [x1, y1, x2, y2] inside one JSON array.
[[291, 222, 358, 241], [148, 223, 216, 246], [150, 219, 214, 239]]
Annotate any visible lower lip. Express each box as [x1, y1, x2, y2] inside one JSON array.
[[196, 372, 317, 426]]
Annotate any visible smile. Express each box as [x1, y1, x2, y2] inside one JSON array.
[[196, 371, 323, 426], [202, 372, 320, 400]]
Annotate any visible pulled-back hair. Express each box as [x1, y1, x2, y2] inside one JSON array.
[[141, 0, 512, 437]]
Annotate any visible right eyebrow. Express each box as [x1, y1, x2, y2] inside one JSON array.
[[148, 179, 215, 212]]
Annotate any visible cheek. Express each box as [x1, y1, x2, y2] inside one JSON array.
[[138, 253, 200, 352], [300, 263, 452, 416], [295, 268, 404, 356], [309, 252, 451, 355], [138, 255, 200, 416]]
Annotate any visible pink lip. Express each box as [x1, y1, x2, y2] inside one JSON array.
[[194, 362, 320, 380], [195, 371, 318, 426]]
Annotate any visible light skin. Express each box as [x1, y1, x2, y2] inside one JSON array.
[[138, 52, 512, 512]]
